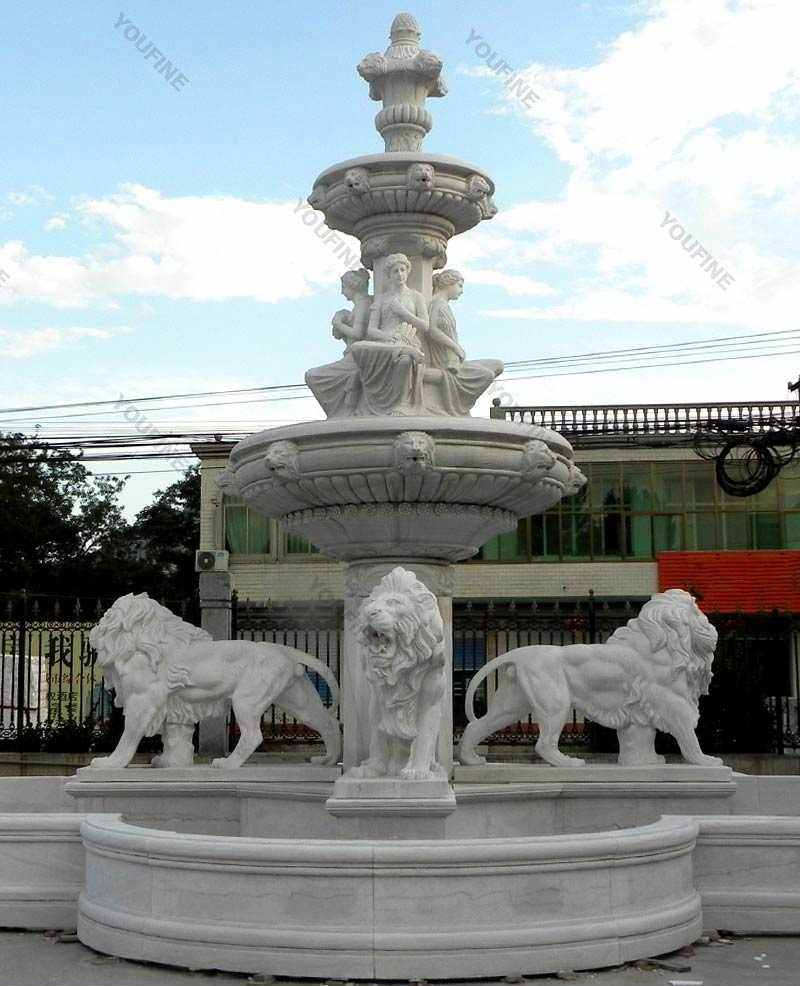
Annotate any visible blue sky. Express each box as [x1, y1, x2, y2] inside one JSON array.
[[2, 1, 799, 515]]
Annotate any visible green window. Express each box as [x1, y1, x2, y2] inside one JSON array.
[[473, 458, 800, 562], [223, 497, 271, 554], [286, 533, 320, 555], [478, 519, 528, 560]]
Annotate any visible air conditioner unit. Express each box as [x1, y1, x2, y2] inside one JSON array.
[[195, 550, 229, 573]]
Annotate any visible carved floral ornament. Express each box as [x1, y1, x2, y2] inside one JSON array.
[[284, 501, 518, 531], [357, 13, 446, 152], [345, 561, 456, 599]]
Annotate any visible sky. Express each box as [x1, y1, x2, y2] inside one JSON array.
[[2, 0, 799, 517]]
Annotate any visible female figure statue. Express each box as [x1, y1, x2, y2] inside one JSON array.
[[350, 253, 428, 415], [305, 268, 372, 418], [423, 269, 503, 416]]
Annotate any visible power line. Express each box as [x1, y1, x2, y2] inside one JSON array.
[[0, 383, 307, 416], [505, 338, 800, 371], [503, 328, 800, 369], [91, 469, 188, 476], [1, 399, 314, 423], [1, 328, 796, 417], [504, 346, 800, 382]]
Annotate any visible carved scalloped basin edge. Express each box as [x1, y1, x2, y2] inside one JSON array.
[[315, 152, 495, 190], [222, 418, 584, 560], [77, 813, 701, 979]]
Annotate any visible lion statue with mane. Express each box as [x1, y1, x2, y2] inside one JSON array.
[[88, 593, 340, 769], [459, 588, 721, 768], [348, 567, 446, 780]]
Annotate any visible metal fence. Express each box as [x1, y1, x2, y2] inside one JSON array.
[[231, 595, 342, 744], [490, 399, 800, 438], [233, 592, 800, 754], [1, 590, 796, 756], [453, 594, 639, 744], [0, 591, 197, 752]]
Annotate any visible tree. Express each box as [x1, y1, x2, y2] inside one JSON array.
[[0, 432, 127, 595], [0, 433, 201, 601], [128, 466, 200, 600]]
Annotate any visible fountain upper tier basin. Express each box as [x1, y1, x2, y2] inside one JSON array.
[[224, 417, 586, 561], [309, 152, 497, 241]]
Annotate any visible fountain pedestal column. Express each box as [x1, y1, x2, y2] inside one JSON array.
[[342, 558, 454, 774]]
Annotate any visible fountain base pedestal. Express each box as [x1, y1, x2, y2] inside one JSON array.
[[326, 775, 456, 838]]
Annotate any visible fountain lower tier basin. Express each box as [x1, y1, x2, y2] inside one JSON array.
[[224, 416, 585, 560], [2, 770, 800, 979], [78, 813, 701, 979]]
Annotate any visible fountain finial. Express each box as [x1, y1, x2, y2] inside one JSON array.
[[389, 12, 421, 44], [357, 12, 447, 152]]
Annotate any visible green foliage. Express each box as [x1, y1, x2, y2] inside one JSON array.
[[0, 432, 127, 594], [0, 432, 200, 599], [129, 465, 201, 599]]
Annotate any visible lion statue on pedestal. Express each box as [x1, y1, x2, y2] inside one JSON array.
[[459, 588, 722, 769], [88, 593, 340, 769], [348, 567, 446, 780]]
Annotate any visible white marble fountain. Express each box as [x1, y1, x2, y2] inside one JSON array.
[[0, 13, 798, 982]]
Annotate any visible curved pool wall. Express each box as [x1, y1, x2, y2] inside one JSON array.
[[61, 765, 741, 838], [77, 814, 701, 980], [0, 772, 799, 979]]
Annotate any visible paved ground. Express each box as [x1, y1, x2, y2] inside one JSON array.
[[0, 932, 795, 986]]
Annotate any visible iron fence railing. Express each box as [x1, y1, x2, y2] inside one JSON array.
[[0, 591, 197, 753], [233, 592, 800, 753], [490, 399, 800, 438], [1, 590, 796, 756]]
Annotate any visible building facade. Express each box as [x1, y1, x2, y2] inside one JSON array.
[[193, 399, 800, 607], [193, 400, 800, 746]]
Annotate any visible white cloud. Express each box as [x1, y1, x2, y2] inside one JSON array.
[[466, 269, 555, 296], [44, 213, 69, 231], [0, 184, 362, 309], [466, 0, 800, 329], [0, 325, 127, 359], [6, 186, 54, 207]]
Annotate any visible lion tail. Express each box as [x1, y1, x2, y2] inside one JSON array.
[[291, 651, 341, 711], [465, 653, 520, 723]]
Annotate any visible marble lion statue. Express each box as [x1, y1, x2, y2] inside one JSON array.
[[88, 593, 340, 769], [459, 588, 721, 769], [348, 567, 446, 780]]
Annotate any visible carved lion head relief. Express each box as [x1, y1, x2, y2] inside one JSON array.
[[307, 185, 327, 210], [394, 431, 436, 474], [344, 167, 370, 195], [264, 440, 301, 481], [520, 439, 556, 482], [406, 162, 435, 190], [465, 174, 491, 201]]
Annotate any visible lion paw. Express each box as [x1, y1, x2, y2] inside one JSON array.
[[349, 762, 385, 779], [400, 766, 433, 781], [537, 748, 585, 768], [211, 756, 239, 769], [692, 754, 724, 767], [89, 756, 124, 769], [458, 752, 487, 766]]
